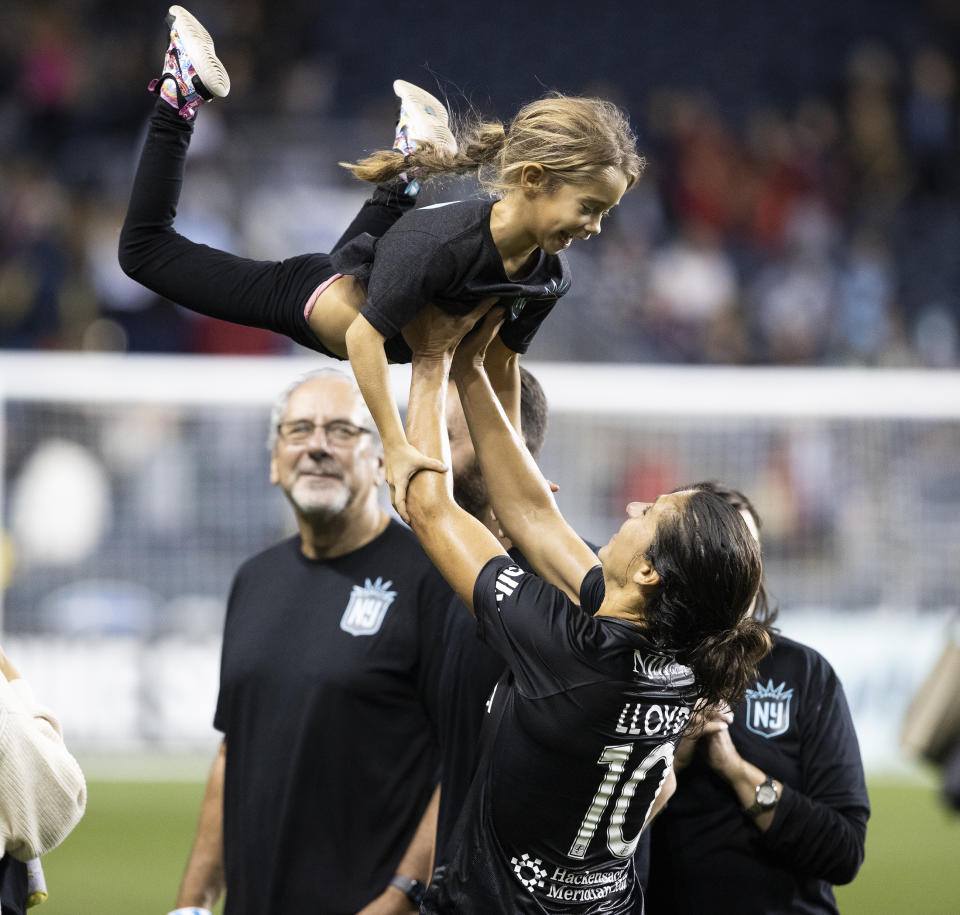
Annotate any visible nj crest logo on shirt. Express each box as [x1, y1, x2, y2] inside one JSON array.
[[744, 679, 794, 739], [339, 577, 397, 636]]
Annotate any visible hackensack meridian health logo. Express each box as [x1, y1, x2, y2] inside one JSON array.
[[511, 853, 547, 892]]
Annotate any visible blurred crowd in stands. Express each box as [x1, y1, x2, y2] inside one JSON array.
[[2, 2, 959, 640], [2, 0, 959, 366]]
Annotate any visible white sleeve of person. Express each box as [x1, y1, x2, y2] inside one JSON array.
[[0, 674, 87, 861], [167, 909, 213, 915]]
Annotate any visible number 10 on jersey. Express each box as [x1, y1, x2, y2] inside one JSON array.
[[568, 741, 675, 859]]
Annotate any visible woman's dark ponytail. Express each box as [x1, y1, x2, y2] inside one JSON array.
[[679, 617, 772, 708], [641, 487, 771, 708]]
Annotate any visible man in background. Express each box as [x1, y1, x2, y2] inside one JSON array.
[[169, 368, 449, 915]]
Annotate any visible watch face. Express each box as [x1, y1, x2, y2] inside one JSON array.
[[757, 783, 778, 805]]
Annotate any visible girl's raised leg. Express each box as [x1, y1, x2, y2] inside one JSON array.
[[118, 6, 334, 353]]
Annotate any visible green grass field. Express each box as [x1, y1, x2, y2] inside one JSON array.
[[36, 778, 959, 914]]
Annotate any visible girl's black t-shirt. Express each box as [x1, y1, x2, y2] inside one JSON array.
[[332, 198, 571, 362]]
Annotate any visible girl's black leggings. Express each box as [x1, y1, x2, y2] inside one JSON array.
[[118, 101, 412, 354]]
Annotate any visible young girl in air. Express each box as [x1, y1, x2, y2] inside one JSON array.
[[119, 5, 645, 518]]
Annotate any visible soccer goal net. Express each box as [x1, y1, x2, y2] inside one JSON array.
[[1, 353, 958, 763]]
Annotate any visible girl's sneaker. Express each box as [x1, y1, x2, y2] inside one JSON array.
[[392, 80, 456, 195], [150, 5, 230, 121], [392, 80, 456, 157]]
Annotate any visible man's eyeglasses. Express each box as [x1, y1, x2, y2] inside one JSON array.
[[277, 420, 373, 446]]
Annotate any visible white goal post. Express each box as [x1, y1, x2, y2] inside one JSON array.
[[3, 352, 959, 620], [2, 352, 959, 415], [1, 352, 958, 765]]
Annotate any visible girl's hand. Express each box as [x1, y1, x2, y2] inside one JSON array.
[[451, 308, 506, 378], [387, 442, 447, 523]]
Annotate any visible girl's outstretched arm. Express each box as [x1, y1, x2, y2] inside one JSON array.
[[405, 346, 506, 614], [344, 313, 446, 521]]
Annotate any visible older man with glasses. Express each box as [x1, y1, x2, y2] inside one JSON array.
[[170, 367, 450, 915]]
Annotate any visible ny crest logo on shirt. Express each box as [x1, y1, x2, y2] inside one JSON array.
[[744, 679, 794, 739], [339, 577, 397, 636]]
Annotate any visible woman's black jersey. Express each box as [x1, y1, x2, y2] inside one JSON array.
[[423, 557, 697, 914]]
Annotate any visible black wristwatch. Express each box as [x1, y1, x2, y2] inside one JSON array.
[[743, 774, 780, 817], [390, 875, 427, 907]]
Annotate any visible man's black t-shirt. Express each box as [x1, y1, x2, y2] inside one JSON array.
[[331, 198, 571, 362], [647, 636, 870, 915], [423, 558, 696, 914], [213, 523, 450, 914], [430, 590, 508, 860]]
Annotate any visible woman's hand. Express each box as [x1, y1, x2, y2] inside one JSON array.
[[403, 301, 495, 362], [701, 722, 745, 781], [674, 701, 733, 770], [387, 442, 447, 523], [451, 308, 506, 379]]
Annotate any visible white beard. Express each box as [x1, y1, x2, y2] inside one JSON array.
[[287, 477, 351, 521]]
